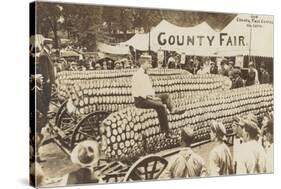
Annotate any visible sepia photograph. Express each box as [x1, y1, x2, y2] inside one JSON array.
[[29, 1, 273, 188]]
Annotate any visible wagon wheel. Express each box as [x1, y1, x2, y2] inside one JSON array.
[[54, 100, 77, 131], [49, 84, 60, 108], [70, 111, 110, 149], [123, 155, 168, 182]]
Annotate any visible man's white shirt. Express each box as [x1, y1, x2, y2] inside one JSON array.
[[132, 67, 155, 98]]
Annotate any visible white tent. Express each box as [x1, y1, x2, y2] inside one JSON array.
[[121, 20, 219, 56], [97, 42, 130, 55], [120, 16, 273, 57], [218, 14, 273, 57], [150, 20, 218, 56], [119, 33, 149, 51]]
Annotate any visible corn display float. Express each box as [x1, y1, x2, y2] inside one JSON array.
[[101, 84, 273, 161], [56, 69, 231, 115]]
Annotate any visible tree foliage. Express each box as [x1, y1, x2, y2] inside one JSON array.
[[36, 2, 235, 49]]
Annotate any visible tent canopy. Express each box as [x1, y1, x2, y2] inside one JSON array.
[[97, 42, 130, 55], [217, 14, 273, 57], [119, 33, 149, 51], [120, 16, 273, 58]]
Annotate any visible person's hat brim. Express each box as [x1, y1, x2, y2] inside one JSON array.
[[71, 140, 100, 168]]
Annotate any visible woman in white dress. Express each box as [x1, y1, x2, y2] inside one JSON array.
[[208, 120, 233, 176]]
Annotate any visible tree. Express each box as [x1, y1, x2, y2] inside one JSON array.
[[134, 9, 163, 32], [36, 2, 62, 48], [59, 4, 103, 50]]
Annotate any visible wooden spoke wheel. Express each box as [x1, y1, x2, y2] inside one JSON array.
[[70, 111, 110, 149], [49, 84, 60, 108], [123, 155, 168, 182], [54, 101, 77, 131]]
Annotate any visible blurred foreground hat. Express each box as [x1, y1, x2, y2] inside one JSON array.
[[211, 120, 227, 140], [243, 119, 260, 137], [71, 140, 100, 168], [181, 127, 194, 144], [245, 113, 258, 125]]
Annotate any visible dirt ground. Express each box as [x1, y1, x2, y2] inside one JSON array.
[[38, 139, 233, 186]]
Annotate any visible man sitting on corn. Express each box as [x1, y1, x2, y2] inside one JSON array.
[[132, 54, 184, 139]]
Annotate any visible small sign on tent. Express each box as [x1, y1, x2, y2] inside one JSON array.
[[235, 55, 244, 68]]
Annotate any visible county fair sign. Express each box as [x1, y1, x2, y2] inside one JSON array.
[[157, 32, 246, 47], [148, 15, 273, 57]]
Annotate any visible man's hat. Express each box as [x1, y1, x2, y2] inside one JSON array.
[[43, 38, 54, 45], [140, 53, 152, 60], [249, 61, 254, 67], [124, 62, 130, 68], [245, 113, 258, 125], [168, 57, 176, 63], [243, 119, 260, 136], [181, 127, 194, 144], [229, 61, 234, 65], [210, 120, 227, 140], [95, 63, 101, 68], [71, 140, 100, 167], [233, 68, 241, 76]]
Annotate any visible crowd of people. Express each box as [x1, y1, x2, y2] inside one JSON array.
[[31, 38, 273, 186], [160, 112, 273, 178], [169, 56, 271, 89]]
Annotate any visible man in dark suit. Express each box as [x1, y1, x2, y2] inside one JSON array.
[[36, 39, 55, 163], [37, 39, 55, 114], [259, 62, 270, 84], [229, 69, 244, 89]]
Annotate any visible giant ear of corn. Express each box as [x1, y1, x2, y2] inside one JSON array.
[[56, 69, 231, 115], [101, 84, 273, 161]]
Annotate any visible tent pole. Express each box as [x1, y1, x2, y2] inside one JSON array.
[[249, 15, 253, 63]]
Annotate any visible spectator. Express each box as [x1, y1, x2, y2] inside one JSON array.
[[114, 61, 122, 70], [261, 114, 273, 172], [95, 63, 102, 70], [107, 60, 114, 70], [102, 61, 107, 70], [236, 119, 266, 174], [197, 63, 205, 75], [259, 62, 270, 84], [210, 61, 218, 74], [229, 69, 244, 89], [203, 58, 211, 74], [168, 57, 176, 69], [232, 115, 246, 173], [68, 140, 101, 184], [218, 59, 229, 76], [246, 62, 257, 86], [160, 127, 207, 179], [228, 60, 235, 72], [87, 57, 94, 70], [208, 120, 233, 176], [186, 58, 194, 73]]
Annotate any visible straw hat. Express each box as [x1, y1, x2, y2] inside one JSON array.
[[71, 140, 100, 168]]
